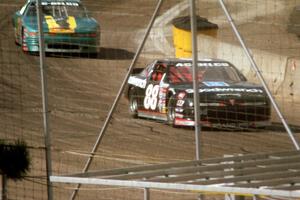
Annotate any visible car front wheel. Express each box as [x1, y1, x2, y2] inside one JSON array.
[[167, 96, 176, 126], [14, 27, 20, 46], [129, 93, 139, 118]]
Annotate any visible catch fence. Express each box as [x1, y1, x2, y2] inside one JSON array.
[[0, 0, 300, 199]]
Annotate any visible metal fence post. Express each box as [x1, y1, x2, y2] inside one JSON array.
[[144, 188, 150, 200], [190, 0, 203, 199], [190, 0, 201, 161], [36, 0, 53, 199]]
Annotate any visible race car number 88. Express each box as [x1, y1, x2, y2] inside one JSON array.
[[144, 84, 159, 110]]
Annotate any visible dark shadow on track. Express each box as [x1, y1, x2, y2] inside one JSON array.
[[197, 123, 300, 133], [43, 47, 135, 60], [266, 122, 300, 133], [96, 47, 135, 60], [159, 121, 300, 133]]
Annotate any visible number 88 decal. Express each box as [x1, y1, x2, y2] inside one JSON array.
[[144, 84, 160, 110]]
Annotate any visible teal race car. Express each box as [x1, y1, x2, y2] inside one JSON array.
[[12, 0, 100, 53]]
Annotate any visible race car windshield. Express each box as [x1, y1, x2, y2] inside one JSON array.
[[168, 64, 242, 84], [26, 2, 88, 18]]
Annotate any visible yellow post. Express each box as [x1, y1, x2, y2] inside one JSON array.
[[172, 26, 192, 58]]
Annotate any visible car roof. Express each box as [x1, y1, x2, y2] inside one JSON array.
[[27, 0, 80, 2], [156, 58, 230, 64]]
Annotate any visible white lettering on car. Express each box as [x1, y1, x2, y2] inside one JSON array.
[[41, 2, 79, 6], [175, 62, 230, 67], [186, 88, 264, 93], [203, 81, 229, 87], [128, 76, 146, 89], [144, 84, 160, 110], [176, 100, 185, 107]]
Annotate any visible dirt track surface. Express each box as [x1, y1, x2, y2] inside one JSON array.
[[1, 1, 300, 200]]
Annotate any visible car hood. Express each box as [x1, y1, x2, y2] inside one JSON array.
[[23, 16, 99, 33]]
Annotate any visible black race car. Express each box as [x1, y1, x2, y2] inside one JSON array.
[[126, 58, 271, 128]]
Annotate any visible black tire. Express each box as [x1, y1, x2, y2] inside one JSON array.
[[167, 96, 176, 126], [129, 93, 139, 118], [14, 28, 21, 46]]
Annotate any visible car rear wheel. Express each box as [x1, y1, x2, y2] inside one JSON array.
[[167, 96, 176, 126], [129, 93, 139, 118]]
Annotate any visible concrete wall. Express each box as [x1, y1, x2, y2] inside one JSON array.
[[281, 57, 300, 98], [197, 33, 300, 99], [196, 33, 286, 92]]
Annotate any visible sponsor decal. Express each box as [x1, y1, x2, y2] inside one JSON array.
[[175, 107, 184, 112], [203, 81, 229, 87], [175, 113, 184, 118], [216, 93, 241, 97], [159, 87, 167, 98], [186, 88, 264, 93], [128, 76, 146, 88], [177, 92, 186, 100], [199, 102, 222, 106], [45, 16, 77, 33], [175, 118, 195, 126], [176, 100, 185, 107], [158, 99, 166, 113], [175, 62, 230, 67], [160, 82, 170, 88], [159, 93, 166, 98], [42, 2, 79, 6]]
